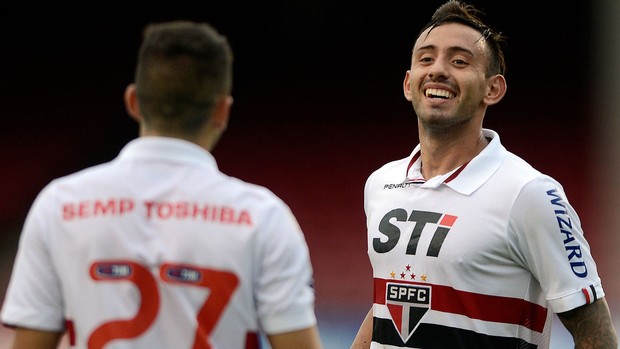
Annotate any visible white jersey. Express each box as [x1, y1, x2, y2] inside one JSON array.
[[364, 129, 604, 349], [1, 137, 317, 349]]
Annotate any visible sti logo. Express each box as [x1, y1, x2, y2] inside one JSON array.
[[386, 283, 431, 343]]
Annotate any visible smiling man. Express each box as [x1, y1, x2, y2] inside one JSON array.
[[350, 1, 618, 348]]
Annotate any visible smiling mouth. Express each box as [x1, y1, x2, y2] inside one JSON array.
[[425, 88, 455, 99]]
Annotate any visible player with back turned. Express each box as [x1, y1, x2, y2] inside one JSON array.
[[350, 1, 618, 348], [1, 21, 324, 349]]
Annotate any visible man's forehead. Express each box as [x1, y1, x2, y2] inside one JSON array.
[[414, 22, 487, 52]]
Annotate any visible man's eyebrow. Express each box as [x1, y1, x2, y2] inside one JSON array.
[[414, 44, 475, 57]]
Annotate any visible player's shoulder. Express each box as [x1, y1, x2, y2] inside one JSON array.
[[501, 151, 550, 183], [26, 161, 115, 211], [224, 174, 277, 197], [499, 150, 566, 197], [49, 161, 116, 188], [217, 172, 288, 209], [366, 154, 411, 183]]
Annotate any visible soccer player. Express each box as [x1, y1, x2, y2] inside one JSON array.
[[350, 1, 618, 348], [1, 21, 323, 349]]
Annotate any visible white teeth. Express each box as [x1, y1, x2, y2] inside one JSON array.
[[425, 88, 454, 99]]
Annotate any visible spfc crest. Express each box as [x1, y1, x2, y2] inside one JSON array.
[[385, 282, 431, 343]]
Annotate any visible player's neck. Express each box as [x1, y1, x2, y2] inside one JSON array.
[[418, 130, 488, 180]]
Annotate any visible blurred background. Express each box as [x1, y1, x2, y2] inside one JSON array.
[[1, 1, 618, 348]]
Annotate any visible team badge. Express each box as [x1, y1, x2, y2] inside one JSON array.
[[385, 282, 431, 343]]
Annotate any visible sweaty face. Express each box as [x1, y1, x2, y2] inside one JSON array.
[[404, 23, 492, 130]]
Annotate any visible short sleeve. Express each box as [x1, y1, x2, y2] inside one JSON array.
[[253, 197, 317, 334], [507, 176, 604, 313], [1, 185, 65, 331]]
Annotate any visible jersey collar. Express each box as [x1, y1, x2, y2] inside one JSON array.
[[405, 129, 507, 195], [117, 136, 218, 170]]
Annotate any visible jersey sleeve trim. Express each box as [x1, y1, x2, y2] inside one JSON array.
[[546, 282, 605, 313]]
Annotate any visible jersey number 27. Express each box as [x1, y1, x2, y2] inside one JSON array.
[[87, 260, 239, 349]]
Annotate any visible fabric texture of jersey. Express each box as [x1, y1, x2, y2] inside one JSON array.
[[1, 137, 317, 349], [364, 129, 604, 349]]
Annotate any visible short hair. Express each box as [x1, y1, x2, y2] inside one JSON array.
[[418, 0, 506, 76], [134, 20, 233, 134]]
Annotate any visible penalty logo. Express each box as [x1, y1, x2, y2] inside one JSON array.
[[386, 283, 431, 343]]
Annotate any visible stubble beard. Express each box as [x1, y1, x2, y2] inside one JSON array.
[[413, 98, 478, 135]]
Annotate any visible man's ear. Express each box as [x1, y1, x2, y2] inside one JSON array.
[[124, 84, 142, 122], [483, 74, 507, 106], [403, 70, 413, 101], [209, 95, 233, 131]]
